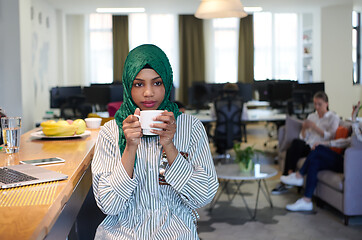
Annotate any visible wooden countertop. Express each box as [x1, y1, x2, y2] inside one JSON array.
[[0, 127, 99, 240]]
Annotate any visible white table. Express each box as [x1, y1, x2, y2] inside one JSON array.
[[209, 163, 277, 220], [243, 109, 286, 122], [245, 100, 270, 109], [184, 109, 214, 123]]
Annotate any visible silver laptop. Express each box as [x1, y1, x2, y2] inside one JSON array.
[[0, 164, 68, 189]]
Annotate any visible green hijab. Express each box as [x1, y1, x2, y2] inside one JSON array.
[[114, 44, 181, 156]]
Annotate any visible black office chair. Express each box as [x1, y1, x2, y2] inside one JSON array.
[[213, 94, 244, 158], [287, 90, 313, 119]]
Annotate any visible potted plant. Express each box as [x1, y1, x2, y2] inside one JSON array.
[[233, 143, 261, 172]]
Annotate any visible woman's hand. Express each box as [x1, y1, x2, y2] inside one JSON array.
[[151, 110, 178, 165], [122, 108, 142, 149], [302, 119, 325, 138], [303, 119, 316, 130], [312, 142, 321, 150], [151, 110, 176, 147]]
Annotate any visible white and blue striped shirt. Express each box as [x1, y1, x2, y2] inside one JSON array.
[[92, 114, 219, 239]]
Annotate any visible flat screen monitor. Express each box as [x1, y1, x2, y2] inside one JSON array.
[[237, 83, 253, 102], [208, 83, 224, 99], [50, 86, 83, 109], [253, 80, 271, 101], [109, 84, 124, 102], [294, 82, 325, 98], [83, 86, 110, 107], [268, 81, 294, 103], [188, 82, 210, 109]]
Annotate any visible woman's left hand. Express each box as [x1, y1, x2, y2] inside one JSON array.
[[151, 110, 176, 147]]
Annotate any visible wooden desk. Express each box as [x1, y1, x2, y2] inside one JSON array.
[[0, 128, 99, 240]]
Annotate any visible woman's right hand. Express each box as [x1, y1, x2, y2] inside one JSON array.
[[122, 108, 142, 148], [303, 119, 315, 129]]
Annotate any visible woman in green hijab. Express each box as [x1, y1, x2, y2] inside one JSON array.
[[92, 44, 218, 240]]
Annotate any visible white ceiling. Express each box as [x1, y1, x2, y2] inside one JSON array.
[[44, 0, 360, 15]]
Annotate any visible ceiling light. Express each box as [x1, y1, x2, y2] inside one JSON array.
[[195, 0, 247, 19], [96, 8, 145, 13]]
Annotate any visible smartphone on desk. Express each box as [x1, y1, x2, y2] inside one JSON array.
[[20, 157, 65, 166]]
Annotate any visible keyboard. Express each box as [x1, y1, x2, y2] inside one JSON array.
[[0, 167, 38, 184]]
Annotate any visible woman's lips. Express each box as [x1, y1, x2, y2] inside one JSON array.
[[142, 101, 156, 108]]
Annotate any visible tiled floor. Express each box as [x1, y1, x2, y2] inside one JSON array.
[[198, 122, 362, 240]]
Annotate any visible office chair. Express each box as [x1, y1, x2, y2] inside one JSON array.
[[213, 94, 244, 161], [287, 90, 313, 119]]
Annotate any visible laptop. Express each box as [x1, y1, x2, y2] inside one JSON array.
[[0, 164, 68, 189]]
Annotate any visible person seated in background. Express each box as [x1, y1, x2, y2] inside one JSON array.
[[272, 91, 340, 194], [281, 101, 362, 211]]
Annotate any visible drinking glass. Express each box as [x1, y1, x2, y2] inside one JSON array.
[[1, 117, 21, 153]]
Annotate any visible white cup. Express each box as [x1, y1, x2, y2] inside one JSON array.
[[135, 110, 163, 135], [85, 118, 102, 129]]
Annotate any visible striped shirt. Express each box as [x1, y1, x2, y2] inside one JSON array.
[[92, 114, 219, 240]]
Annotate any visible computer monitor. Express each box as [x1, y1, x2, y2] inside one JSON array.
[[294, 82, 325, 98], [188, 82, 210, 109], [253, 80, 271, 101], [83, 86, 110, 111], [268, 81, 294, 103], [109, 84, 124, 102], [208, 83, 224, 99], [50, 86, 83, 109], [236, 83, 253, 102]]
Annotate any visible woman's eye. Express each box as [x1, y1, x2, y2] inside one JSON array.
[[134, 82, 143, 87], [154, 81, 163, 86]]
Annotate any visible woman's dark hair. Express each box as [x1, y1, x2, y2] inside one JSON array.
[[313, 91, 329, 110]]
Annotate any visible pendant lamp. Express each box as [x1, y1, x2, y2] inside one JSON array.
[[195, 0, 248, 19]]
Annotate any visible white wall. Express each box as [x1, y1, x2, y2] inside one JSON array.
[[0, 0, 23, 120], [26, 0, 58, 129], [320, 3, 362, 118], [66, 15, 86, 86], [55, 9, 66, 86], [19, 0, 34, 132], [0, 0, 59, 132]]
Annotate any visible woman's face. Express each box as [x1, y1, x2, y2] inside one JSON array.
[[131, 68, 166, 110], [313, 97, 328, 115]]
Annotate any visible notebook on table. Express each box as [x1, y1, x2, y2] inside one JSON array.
[[0, 164, 68, 189]]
